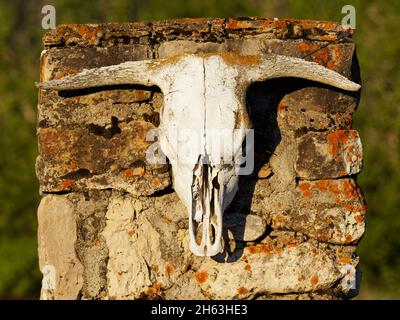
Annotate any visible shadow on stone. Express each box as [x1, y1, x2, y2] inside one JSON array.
[[215, 77, 352, 263]]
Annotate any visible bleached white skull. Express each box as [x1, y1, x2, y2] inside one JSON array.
[[38, 52, 361, 256]]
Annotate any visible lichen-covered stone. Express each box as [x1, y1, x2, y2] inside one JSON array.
[[196, 241, 342, 299], [296, 130, 363, 179], [37, 123, 171, 196], [37, 17, 365, 300], [224, 213, 267, 242]]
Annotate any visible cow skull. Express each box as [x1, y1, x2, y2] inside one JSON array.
[[38, 52, 361, 256]]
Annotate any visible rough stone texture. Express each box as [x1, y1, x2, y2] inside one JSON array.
[[197, 241, 341, 299], [296, 130, 363, 179], [37, 18, 365, 300], [267, 178, 366, 245], [37, 195, 84, 299]]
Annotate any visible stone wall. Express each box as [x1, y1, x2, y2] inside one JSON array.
[[36, 18, 365, 300]]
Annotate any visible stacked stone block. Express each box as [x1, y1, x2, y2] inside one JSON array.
[[37, 18, 365, 300]]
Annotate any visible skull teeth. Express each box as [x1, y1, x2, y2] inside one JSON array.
[[189, 156, 223, 256]]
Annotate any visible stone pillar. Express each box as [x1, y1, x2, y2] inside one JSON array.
[[36, 18, 365, 300]]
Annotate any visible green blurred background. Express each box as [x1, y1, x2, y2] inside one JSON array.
[[0, 0, 399, 299]]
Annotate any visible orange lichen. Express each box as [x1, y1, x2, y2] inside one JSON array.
[[342, 180, 356, 199], [74, 25, 99, 43], [349, 130, 359, 139], [227, 20, 252, 29], [54, 69, 78, 80], [327, 130, 349, 156], [278, 101, 286, 111], [272, 19, 287, 30], [319, 35, 338, 42], [311, 248, 318, 256], [326, 45, 343, 69], [298, 182, 312, 197], [57, 179, 75, 191], [310, 275, 319, 285], [124, 166, 146, 178], [149, 54, 184, 69], [261, 20, 273, 28], [260, 243, 274, 255], [247, 243, 274, 256], [220, 52, 260, 66], [124, 168, 133, 178], [312, 48, 330, 66], [327, 60, 336, 70], [275, 243, 283, 255], [248, 245, 258, 254], [338, 254, 352, 264], [146, 282, 163, 297], [327, 182, 341, 196], [316, 180, 329, 192], [195, 271, 208, 284], [69, 161, 78, 170], [347, 146, 354, 153], [151, 178, 161, 186], [244, 264, 251, 271], [127, 230, 134, 238], [180, 17, 206, 23], [161, 215, 171, 223], [355, 215, 364, 223], [261, 243, 273, 254], [298, 41, 319, 52], [237, 287, 248, 295], [166, 263, 174, 276], [345, 235, 353, 243], [151, 264, 159, 273]]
